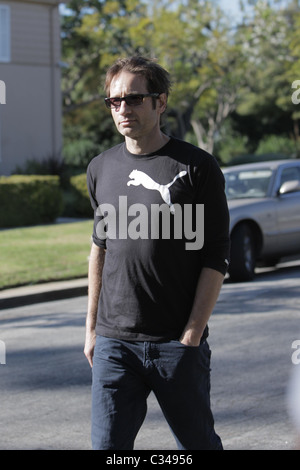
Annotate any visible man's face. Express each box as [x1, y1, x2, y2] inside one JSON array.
[[109, 71, 166, 142]]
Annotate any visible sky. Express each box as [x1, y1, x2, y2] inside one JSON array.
[[217, 0, 254, 23], [218, 0, 243, 17], [218, 0, 291, 18], [59, 0, 246, 20], [59, 0, 292, 21]]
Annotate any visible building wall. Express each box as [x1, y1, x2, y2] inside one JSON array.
[[0, 0, 62, 175]]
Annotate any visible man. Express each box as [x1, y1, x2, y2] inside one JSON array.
[[84, 56, 230, 450]]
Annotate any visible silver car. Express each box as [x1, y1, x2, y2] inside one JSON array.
[[223, 160, 300, 281]]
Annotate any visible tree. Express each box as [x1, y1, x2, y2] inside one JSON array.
[[124, 0, 247, 154], [60, 0, 300, 166], [231, 0, 300, 155]]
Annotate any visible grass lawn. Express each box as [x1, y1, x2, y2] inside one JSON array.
[[0, 220, 94, 290]]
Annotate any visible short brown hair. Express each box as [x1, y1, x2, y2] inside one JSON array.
[[104, 56, 172, 98]]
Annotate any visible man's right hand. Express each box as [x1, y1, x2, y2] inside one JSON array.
[[84, 331, 97, 368]]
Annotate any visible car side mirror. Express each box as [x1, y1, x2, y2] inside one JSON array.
[[278, 180, 300, 195]]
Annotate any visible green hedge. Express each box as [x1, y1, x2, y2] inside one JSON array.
[[69, 173, 93, 217], [0, 175, 64, 227]]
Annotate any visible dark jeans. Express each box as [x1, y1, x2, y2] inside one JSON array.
[[91, 335, 222, 450]]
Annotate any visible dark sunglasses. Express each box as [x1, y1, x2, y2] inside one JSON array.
[[104, 93, 160, 109]]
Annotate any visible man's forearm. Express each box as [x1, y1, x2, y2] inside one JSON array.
[[84, 242, 106, 366], [87, 243, 105, 328], [180, 267, 224, 346]]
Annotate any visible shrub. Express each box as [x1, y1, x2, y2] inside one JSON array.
[[0, 175, 64, 228], [69, 173, 93, 217]]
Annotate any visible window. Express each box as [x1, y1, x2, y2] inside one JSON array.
[[0, 5, 10, 62], [280, 167, 300, 186], [225, 169, 273, 199]]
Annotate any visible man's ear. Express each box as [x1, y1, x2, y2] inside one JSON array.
[[158, 93, 168, 114]]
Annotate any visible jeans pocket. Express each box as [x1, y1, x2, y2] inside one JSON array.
[[170, 339, 201, 350]]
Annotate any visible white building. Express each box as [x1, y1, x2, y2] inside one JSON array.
[[0, 0, 62, 175]]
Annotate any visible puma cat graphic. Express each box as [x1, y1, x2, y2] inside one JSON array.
[[95, 169, 204, 250], [127, 169, 187, 214]]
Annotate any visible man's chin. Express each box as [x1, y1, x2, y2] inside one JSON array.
[[119, 126, 139, 139]]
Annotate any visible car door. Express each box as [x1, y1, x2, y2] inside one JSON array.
[[276, 165, 300, 254]]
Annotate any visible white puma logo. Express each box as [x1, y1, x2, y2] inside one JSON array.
[[127, 169, 187, 214]]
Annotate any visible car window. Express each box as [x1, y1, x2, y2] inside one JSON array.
[[225, 169, 273, 200], [280, 167, 300, 186]]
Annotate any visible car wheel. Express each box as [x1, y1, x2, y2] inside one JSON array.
[[229, 224, 256, 282]]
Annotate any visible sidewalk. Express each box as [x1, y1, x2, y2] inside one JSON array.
[[1, 268, 299, 449], [0, 278, 88, 309], [2, 255, 300, 310]]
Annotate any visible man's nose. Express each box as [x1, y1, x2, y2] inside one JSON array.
[[116, 100, 132, 113]]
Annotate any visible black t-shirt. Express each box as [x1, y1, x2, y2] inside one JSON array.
[[86, 137, 230, 341]]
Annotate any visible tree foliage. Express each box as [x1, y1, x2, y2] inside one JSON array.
[[61, 0, 300, 166]]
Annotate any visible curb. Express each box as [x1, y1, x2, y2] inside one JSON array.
[[0, 278, 88, 310]]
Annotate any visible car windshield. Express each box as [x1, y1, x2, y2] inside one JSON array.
[[224, 169, 273, 200]]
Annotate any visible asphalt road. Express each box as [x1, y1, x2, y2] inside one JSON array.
[[1, 260, 300, 450]]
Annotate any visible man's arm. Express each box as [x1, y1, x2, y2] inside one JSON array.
[[84, 242, 106, 367], [179, 267, 224, 347]]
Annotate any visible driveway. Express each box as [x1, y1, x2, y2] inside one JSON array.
[[0, 259, 300, 450]]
